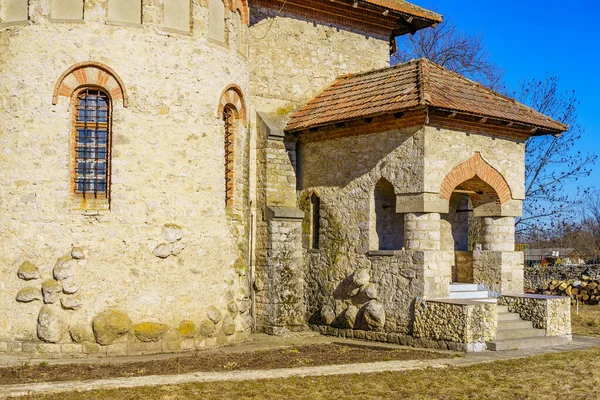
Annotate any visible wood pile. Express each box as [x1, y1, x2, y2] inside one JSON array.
[[535, 276, 600, 305]]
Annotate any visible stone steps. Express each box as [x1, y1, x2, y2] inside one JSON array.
[[487, 336, 571, 351], [497, 319, 533, 330]]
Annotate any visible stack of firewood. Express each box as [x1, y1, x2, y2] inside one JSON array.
[[536, 276, 600, 305]]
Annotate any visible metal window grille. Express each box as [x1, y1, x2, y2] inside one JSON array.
[[311, 193, 320, 249], [74, 89, 111, 198], [223, 105, 236, 207]]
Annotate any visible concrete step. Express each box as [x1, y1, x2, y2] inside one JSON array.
[[449, 290, 489, 299], [495, 328, 546, 341], [487, 335, 571, 351], [467, 298, 497, 304], [450, 283, 478, 292], [498, 312, 520, 321], [498, 319, 533, 330], [498, 305, 509, 313]]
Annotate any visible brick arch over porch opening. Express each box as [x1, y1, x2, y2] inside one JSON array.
[[217, 84, 247, 126], [52, 62, 129, 107], [440, 152, 512, 204]]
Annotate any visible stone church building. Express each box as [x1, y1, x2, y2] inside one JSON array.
[[0, 0, 571, 357]]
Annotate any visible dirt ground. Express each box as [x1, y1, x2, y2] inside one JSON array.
[[0, 343, 453, 385]]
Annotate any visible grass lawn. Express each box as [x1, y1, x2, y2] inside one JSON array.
[[571, 304, 600, 337], [18, 347, 600, 400]]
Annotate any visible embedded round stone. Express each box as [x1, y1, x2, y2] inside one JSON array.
[[336, 305, 358, 329], [153, 243, 173, 258], [53, 256, 76, 281], [62, 278, 79, 294], [17, 261, 40, 280], [207, 306, 222, 323], [61, 294, 83, 310], [362, 300, 386, 331], [37, 305, 68, 343], [70, 324, 95, 344], [320, 305, 336, 325], [162, 224, 183, 243], [176, 320, 196, 338], [41, 279, 63, 304], [16, 286, 42, 303], [361, 283, 379, 300], [227, 301, 239, 315], [134, 322, 169, 342], [92, 310, 132, 345], [222, 316, 235, 336], [197, 319, 216, 337], [352, 269, 370, 287], [71, 247, 86, 260]]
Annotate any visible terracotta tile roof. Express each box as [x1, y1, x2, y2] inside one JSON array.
[[285, 58, 568, 134], [364, 0, 442, 23]]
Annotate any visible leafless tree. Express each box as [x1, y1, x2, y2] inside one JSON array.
[[515, 75, 596, 236], [392, 19, 505, 90]]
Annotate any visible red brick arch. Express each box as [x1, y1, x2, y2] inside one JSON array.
[[223, 0, 249, 24], [440, 152, 512, 204], [53, 62, 128, 107], [218, 84, 247, 126]]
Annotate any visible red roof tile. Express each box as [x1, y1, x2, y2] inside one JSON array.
[[364, 0, 442, 23], [285, 58, 568, 134]]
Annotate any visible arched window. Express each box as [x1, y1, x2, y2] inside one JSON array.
[[73, 88, 111, 199], [310, 192, 320, 249], [373, 178, 403, 250], [223, 104, 237, 207], [218, 85, 247, 208]]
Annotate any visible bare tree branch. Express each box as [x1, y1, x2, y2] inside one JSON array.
[[392, 19, 505, 90]]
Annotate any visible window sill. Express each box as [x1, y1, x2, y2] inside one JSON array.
[[70, 197, 110, 212], [366, 250, 404, 257]]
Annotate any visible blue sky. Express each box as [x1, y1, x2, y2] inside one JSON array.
[[405, 0, 600, 191]]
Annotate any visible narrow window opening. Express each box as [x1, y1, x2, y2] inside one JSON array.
[[310, 192, 320, 249], [73, 88, 111, 199], [223, 105, 237, 207], [373, 178, 403, 250]]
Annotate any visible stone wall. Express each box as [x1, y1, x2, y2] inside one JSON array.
[[499, 294, 571, 337], [423, 126, 525, 201], [414, 300, 497, 352], [248, 5, 389, 108], [0, 0, 253, 350], [473, 251, 524, 295], [524, 265, 600, 290]]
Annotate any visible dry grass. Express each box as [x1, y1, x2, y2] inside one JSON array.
[[571, 304, 600, 337], [17, 347, 600, 400]]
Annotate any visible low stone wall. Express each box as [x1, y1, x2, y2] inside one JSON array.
[[414, 300, 497, 352], [524, 265, 600, 290], [309, 324, 475, 352], [0, 330, 250, 360], [498, 294, 571, 337]]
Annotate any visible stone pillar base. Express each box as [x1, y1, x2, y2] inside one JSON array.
[[473, 251, 524, 295]]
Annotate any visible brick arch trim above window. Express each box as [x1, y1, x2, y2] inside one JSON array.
[[218, 84, 247, 126], [439, 152, 512, 204], [223, 0, 249, 24], [53, 62, 129, 107]]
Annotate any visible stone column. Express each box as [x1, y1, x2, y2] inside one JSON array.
[[480, 217, 515, 251], [405, 213, 452, 299], [404, 213, 441, 251], [473, 216, 523, 296]]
